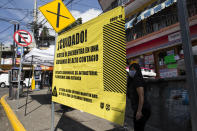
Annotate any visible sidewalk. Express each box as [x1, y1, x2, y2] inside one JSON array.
[[4, 88, 134, 131]]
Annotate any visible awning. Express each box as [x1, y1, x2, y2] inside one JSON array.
[[125, 0, 177, 29], [0, 65, 15, 70], [23, 45, 55, 66], [136, 8, 155, 22], [126, 33, 197, 58], [125, 18, 135, 29]]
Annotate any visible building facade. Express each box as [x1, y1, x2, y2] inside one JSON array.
[[98, 1, 196, 130], [98, 0, 197, 78]]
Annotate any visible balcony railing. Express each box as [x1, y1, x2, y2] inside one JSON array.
[[126, 0, 197, 42]]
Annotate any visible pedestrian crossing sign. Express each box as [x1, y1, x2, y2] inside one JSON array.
[[39, 0, 76, 33]]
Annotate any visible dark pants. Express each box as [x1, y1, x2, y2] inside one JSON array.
[[133, 108, 151, 131]]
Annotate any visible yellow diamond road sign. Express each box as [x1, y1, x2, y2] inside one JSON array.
[[39, 0, 76, 33]]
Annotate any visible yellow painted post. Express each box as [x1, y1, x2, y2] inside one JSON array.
[[31, 78, 35, 90], [31, 66, 35, 90]]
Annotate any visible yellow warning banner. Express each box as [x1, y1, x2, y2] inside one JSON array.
[[52, 6, 127, 125]]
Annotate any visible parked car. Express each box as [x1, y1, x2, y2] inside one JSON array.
[[141, 67, 156, 78], [23, 78, 32, 88], [0, 73, 9, 88], [126, 67, 156, 78], [0, 73, 32, 88]]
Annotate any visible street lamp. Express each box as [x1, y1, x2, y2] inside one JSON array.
[[8, 20, 20, 99], [9, 20, 20, 67], [9, 20, 19, 25]]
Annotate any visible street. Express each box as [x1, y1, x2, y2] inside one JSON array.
[[0, 0, 196, 130], [0, 88, 13, 131]]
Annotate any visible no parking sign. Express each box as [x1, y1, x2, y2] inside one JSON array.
[[13, 30, 32, 47], [13, 30, 32, 110]]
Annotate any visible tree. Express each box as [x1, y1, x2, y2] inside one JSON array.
[[39, 26, 51, 47], [40, 26, 49, 38]]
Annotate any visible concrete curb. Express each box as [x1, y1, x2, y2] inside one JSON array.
[[0, 94, 26, 131]]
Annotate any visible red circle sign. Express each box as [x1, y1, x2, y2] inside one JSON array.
[[13, 30, 32, 47]]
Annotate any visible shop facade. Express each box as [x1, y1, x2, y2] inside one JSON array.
[[98, 0, 196, 130], [126, 16, 197, 78]]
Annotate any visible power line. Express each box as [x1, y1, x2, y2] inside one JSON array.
[[67, 0, 80, 8], [0, 17, 12, 23], [0, 12, 29, 33], [0, 7, 31, 11], [42, 20, 48, 25], [0, 25, 13, 33], [65, 0, 74, 6], [39, 18, 46, 24], [67, 0, 101, 9], [0, 0, 13, 8], [0, 17, 29, 25], [70, 2, 101, 10], [39, 0, 48, 4], [8, 0, 18, 8]]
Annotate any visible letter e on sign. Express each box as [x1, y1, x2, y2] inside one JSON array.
[[14, 30, 32, 47]]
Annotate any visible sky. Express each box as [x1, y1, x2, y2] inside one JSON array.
[[0, 0, 102, 46]]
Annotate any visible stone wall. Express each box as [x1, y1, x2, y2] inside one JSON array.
[[125, 76, 192, 131]]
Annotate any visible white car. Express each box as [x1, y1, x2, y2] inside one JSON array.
[[0, 73, 9, 88], [141, 68, 156, 78], [126, 67, 156, 78], [0, 73, 32, 88], [23, 78, 32, 88]]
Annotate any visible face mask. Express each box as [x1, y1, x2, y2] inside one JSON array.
[[129, 70, 136, 77]]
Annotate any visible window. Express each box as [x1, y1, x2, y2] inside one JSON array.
[[118, 0, 130, 6]]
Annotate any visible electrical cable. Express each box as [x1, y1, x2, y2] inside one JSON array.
[[0, 17, 12, 23], [0, 7, 31, 11], [0, 12, 29, 34], [39, 19, 46, 24], [65, 0, 74, 6], [0, 25, 13, 33], [0, 0, 13, 8], [39, 0, 48, 4], [0, 17, 28, 25], [69, 2, 101, 10]]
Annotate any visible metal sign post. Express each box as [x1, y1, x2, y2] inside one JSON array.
[[177, 0, 197, 131], [13, 30, 32, 110], [25, 55, 34, 116], [17, 46, 23, 109], [51, 33, 57, 131], [51, 101, 55, 131], [39, 1, 75, 130]]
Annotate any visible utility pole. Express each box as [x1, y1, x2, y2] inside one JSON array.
[[14, 24, 20, 66], [0, 42, 2, 65], [34, 0, 37, 23], [177, 0, 197, 131], [33, 0, 39, 48], [12, 24, 16, 67], [9, 24, 16, 99]]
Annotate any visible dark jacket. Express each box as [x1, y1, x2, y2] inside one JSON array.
[[127, 71, 150, 111]]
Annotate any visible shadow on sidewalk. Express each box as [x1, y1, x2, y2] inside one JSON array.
[[19, 90, 33, 98], [22, 94, 51, 116], [55, 111, 94, 131], [25, 104, 42, 116], [30, 94, 51, 105], [18, 100, 34, 109]]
